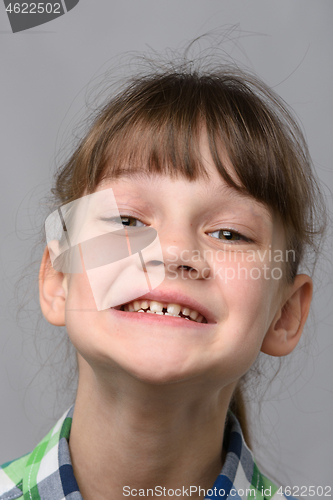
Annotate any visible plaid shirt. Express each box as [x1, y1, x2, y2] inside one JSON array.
[[0, 405, 296, 500]]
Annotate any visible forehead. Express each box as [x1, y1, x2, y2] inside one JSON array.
[[98, 167, 274, 227]]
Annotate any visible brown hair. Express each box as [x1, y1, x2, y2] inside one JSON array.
[[50, 61, 327, 446]]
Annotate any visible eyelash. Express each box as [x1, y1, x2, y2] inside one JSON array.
[[100, 215, 253, 244], [207, 229, 252, 244], [100, 215, 146, 227]]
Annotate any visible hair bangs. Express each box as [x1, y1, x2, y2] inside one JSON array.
[[97, 74, 214, 184]]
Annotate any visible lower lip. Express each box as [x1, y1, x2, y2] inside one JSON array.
[[109, 308, 212, 328]]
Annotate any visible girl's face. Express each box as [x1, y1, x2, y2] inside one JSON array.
[[62, 137, 287, 388]]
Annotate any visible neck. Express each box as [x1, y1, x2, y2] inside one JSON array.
[[69, 355, 235, 500]]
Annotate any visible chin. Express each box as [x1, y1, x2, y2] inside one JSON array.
[[133, 368, 192, 385], [118, 350, 197, 386]]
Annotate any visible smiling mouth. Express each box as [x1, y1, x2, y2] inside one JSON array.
[[114, 299, 208, 324]]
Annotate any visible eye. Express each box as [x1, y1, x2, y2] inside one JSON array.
[[119, 215, 146, 227], [100, 215, 147, 227], [207, 229, 252, 243]]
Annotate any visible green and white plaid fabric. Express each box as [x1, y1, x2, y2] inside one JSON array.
[[0, 405, 296, 499]]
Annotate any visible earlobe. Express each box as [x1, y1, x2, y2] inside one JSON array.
[[261, 274, 313, 357], [39, 246, 67, 326]]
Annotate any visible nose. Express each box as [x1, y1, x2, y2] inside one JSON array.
[[145, 226, 210, 281]]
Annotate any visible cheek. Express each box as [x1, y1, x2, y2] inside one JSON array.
[[213, 257, 280, 350], [65, 272, 96, 312], [64, 272, 133, 371], [64, 273, 100, 355]]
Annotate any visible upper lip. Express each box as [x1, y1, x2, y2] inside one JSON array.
[[119, 289, 217, 324]]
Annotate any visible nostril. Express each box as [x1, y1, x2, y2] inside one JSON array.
[[148, 260, 164, 266]]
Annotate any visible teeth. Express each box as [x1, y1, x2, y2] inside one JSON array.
[[120, 299, 207, 323], [181, 307, 191, 316], [133, 301, 141, 312], [189, 310, 199, 321], [150, 301, 164, 313], [167, 304, 181, 316]]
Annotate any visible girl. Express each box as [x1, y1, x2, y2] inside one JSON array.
[[0, 56, 327, 500]]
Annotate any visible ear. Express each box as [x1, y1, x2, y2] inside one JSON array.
[[39, 245, 68, 326], [261, 274, 313, 357]]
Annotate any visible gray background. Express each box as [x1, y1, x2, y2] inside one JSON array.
[[0, 0, 332, 492]]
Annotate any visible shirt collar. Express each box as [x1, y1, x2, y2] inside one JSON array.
[[20, 405, 279, 499], [23, 405, 81, 500]]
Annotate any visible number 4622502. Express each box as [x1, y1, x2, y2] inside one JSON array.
[[5, 3, 61, 14]]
